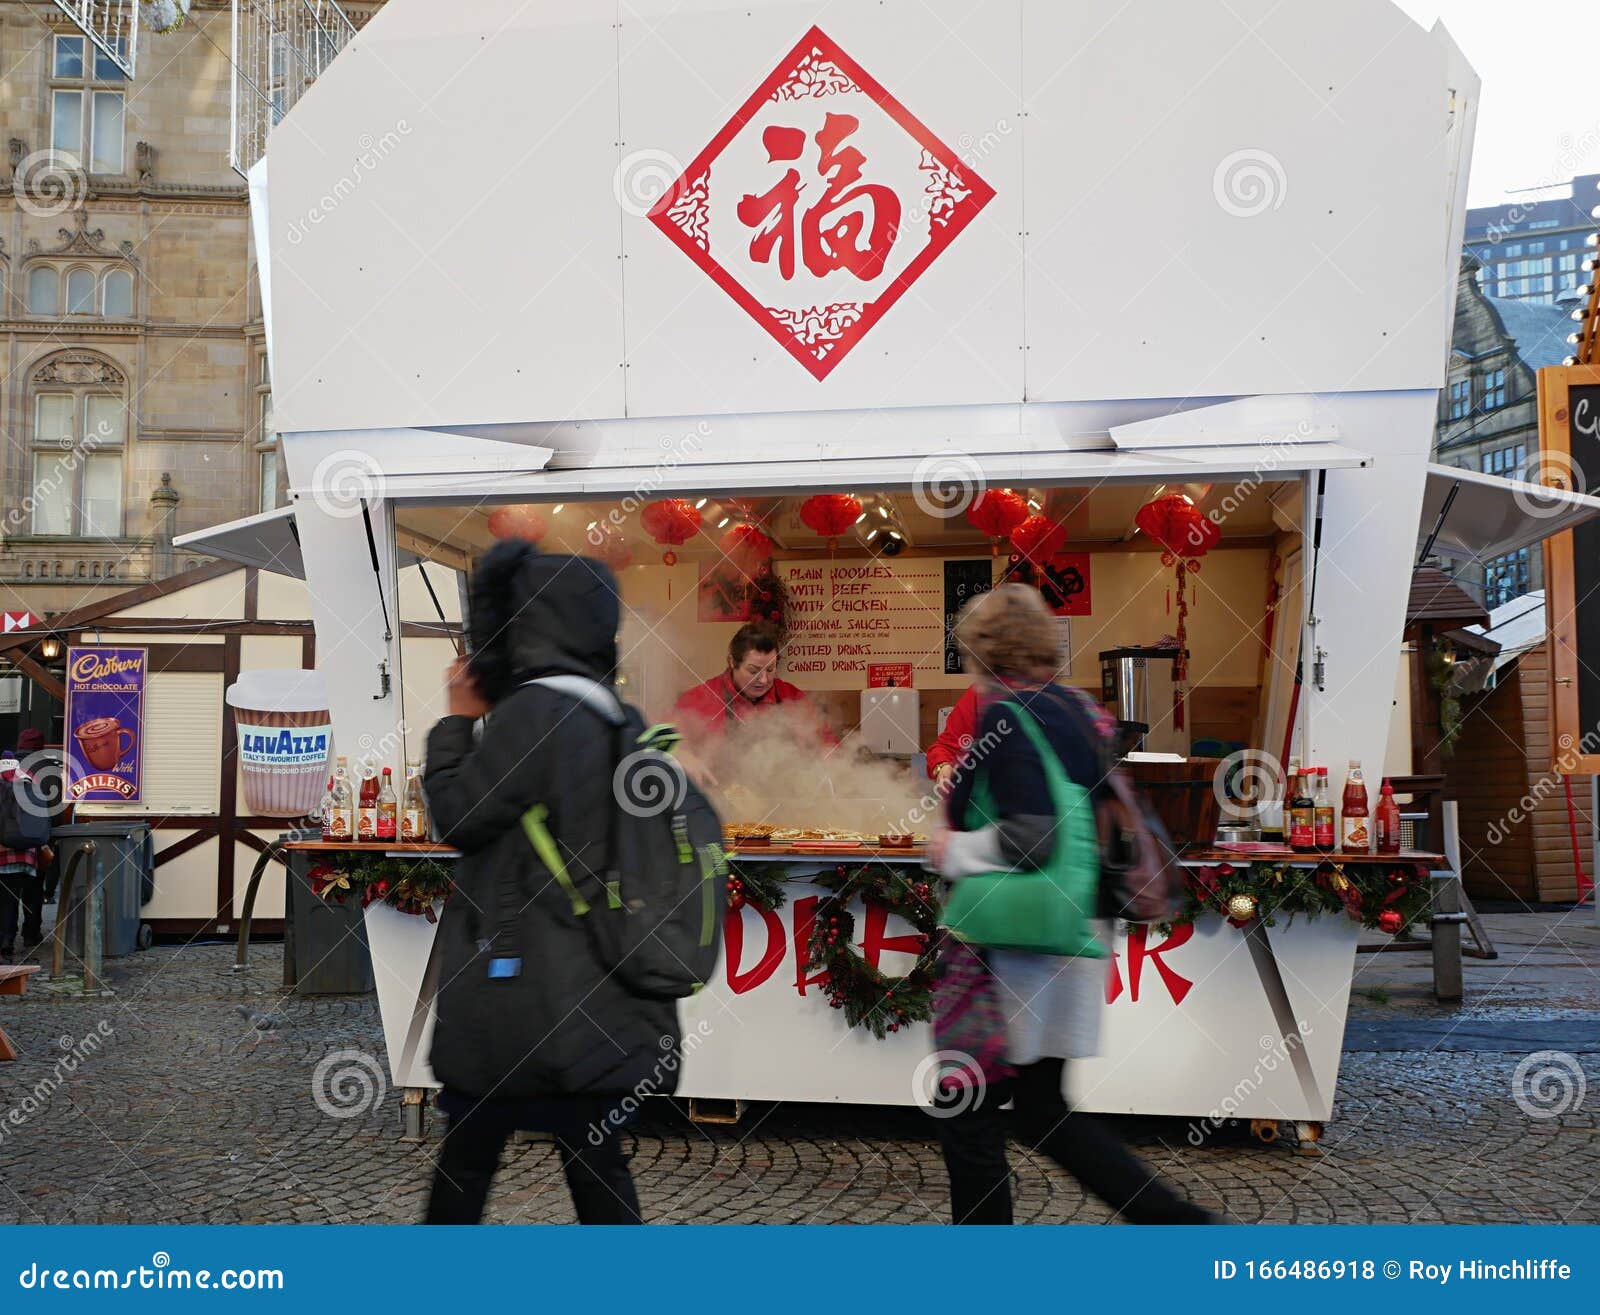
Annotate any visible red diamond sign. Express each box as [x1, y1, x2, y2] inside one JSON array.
[[649, 25, 996, 381]]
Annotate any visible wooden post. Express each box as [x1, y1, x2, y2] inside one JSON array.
[[1432, 801, 1464, 1002]]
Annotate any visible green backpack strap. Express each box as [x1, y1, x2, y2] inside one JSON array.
[[519, 804, 623, 915]]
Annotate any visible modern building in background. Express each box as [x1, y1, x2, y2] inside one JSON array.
[[1430, 254, 1575, 608], [1464, 171, 1598, 306]]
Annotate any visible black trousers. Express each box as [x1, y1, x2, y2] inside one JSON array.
[[424, 1096, 642, 1225], [0, 870, 43, 952], [935, 1058, 1213, 1224]]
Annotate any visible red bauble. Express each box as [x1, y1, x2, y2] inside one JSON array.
[[967, 488, 1029, 554], [799, 493, 863, 546], [1376, 908, 1404, 935], [1010, 514, 1068, 566], [1134, 494, 1220, 562], [721, 523, 775, 570], [486, 504, 549, 543]]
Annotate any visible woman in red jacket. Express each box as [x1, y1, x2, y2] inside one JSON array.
[[673, 622, 814, 736], [926, 684, 980, 789]]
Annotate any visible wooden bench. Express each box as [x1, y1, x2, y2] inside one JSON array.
[[0, 965, 41, 1062]]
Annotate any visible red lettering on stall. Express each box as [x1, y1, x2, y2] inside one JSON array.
[[725, 904, 787, 994], [792, 896, 830, 997], [1104, 923, 1195, 1006], [860, 902, 926, 969]]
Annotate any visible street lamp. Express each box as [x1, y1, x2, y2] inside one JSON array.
[[39, 636, 61, 660]]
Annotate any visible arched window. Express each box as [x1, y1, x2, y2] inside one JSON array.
[[103, 268, 134, 318], [28, 266, 60, 315], [29, 353, 128, 538], [66, 268, 96, 314]]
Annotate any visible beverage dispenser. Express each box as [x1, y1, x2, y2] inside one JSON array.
[[1099, 646, 1189, 757]]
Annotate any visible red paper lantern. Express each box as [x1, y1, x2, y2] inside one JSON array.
[[720, 523, 775, 572], [967, 488, 1029, 555], [799, 493, 863, 552], [640, 499, 702, 565], [1009, 514, 1067, 567], [486, 504, 549, 543], [1134, 494, 1219, 564]]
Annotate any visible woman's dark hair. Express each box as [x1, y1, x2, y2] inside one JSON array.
[[729, 621, 782, 665], [465, 538, 539, 703]]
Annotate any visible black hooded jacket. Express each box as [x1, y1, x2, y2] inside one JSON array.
[[423, 544, 678, 1099]]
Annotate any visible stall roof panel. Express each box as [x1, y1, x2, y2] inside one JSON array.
[[266, 0, 1474, 433], [1420, 463, 1600, 564]]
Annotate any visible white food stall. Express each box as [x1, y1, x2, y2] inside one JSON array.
[[176, 0, 1600, 1138]]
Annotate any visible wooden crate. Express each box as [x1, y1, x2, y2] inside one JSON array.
[[1124, 758, 1224, 846]]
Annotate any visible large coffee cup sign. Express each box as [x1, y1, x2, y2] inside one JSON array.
[[64, 647, 147, 802]]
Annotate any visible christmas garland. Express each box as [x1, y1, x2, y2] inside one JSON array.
[[307, 852, 455, 921], [1178, 860, 1431, 935], [802, 864, 941, 1039], [726, 863, 789, 913]]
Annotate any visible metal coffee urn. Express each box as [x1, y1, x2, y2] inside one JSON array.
[[1099, 646, 1189, 757]]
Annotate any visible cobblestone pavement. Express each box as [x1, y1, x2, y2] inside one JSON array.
[[0, 927, 1596, 1226]]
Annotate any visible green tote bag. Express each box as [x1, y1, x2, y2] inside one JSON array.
[[940, 699, 1106, 959]]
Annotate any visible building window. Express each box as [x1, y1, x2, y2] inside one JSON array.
[[1481, 443, 1525, 477], [255, 362, 281, 513], [50, 35, 126, 174], [1484, 548, 1531, 610], [66, 267, 96, 314], [1482, 368, 1507, 411], [28, 266, 60, 314], [24, 263, 136, 317], [31, 390, 126, 538], [1447, 377, 1471, 420], [103, 268, 134, 317]]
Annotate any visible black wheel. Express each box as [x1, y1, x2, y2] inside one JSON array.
[[137, 923, 154, 951]]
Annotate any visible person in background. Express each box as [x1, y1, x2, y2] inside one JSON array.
[[673, 621, 813, 736], [926, 684, 979, 791], [929, 584, 1217, 1225], [0, 729, 51, 962]]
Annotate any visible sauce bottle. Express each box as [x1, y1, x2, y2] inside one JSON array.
[[1313, 766, 1335, 850], [1375, 779, 1402, 855], [357, 764, 379, 841], [1340, 761, 1369, 852], [401, 767, 428, 843], [1289, 771, 1316, 852], [376, 766, 398, 842]]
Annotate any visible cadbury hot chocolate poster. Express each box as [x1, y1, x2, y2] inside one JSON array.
[[63, 646, 147, 803]]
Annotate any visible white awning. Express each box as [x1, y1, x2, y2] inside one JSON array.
[[173, 506, 426, 580], [1420, 464, 1600, 563], [369, 441, 1373, 505]]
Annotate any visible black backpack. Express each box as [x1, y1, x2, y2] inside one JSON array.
[[522, 677, 727, 999], [0, 763, 53, 852]]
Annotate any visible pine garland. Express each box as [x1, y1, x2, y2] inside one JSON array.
[[1172, 860, 1431, 935], [307, 852, 455, 921]]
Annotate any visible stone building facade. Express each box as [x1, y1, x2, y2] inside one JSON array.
[[1432, 254, 1575, 608], [1, 2, 379, 619]]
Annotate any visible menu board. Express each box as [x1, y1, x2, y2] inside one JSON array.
[[943, 558, 995, 673], [1570, 384, 1600, 735], [780, 560, 948, 683]]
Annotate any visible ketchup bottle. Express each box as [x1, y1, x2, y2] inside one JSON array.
[[1374, 779, 1402, 855]]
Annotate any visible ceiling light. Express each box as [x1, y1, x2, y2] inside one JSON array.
[[717, 516, 730, 529], [855, 512, 867, 524], [552, 504, 564, 514], [694, 498, 708, 510], [877, 506, 890, 519]]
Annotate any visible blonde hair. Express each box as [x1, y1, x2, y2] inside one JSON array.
[[954, 583, 1064, 682]]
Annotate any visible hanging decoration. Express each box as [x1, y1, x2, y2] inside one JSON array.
[[720, 523, 776, 575], [802, 864, 941, 1039], [1134, 494, 1220, 731], [966, 488, 1029, 555], [799, 493, 863, 555], [640, 499, 702, 596], [140, 0, 192, 35], [1009, 514, 1068, 567], [485, 504, 549, 543]]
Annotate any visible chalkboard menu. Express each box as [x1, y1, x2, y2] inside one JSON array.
[[1569, 384, 1600, 733], [944, 559, 994, 673]]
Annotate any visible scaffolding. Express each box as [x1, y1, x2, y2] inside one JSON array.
[[51, 1, 139, 78], [230, 0, 358, 177]]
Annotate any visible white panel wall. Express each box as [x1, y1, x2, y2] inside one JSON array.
[[266, 0, 1468, 436], [1022, 0, 1450, 402]]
